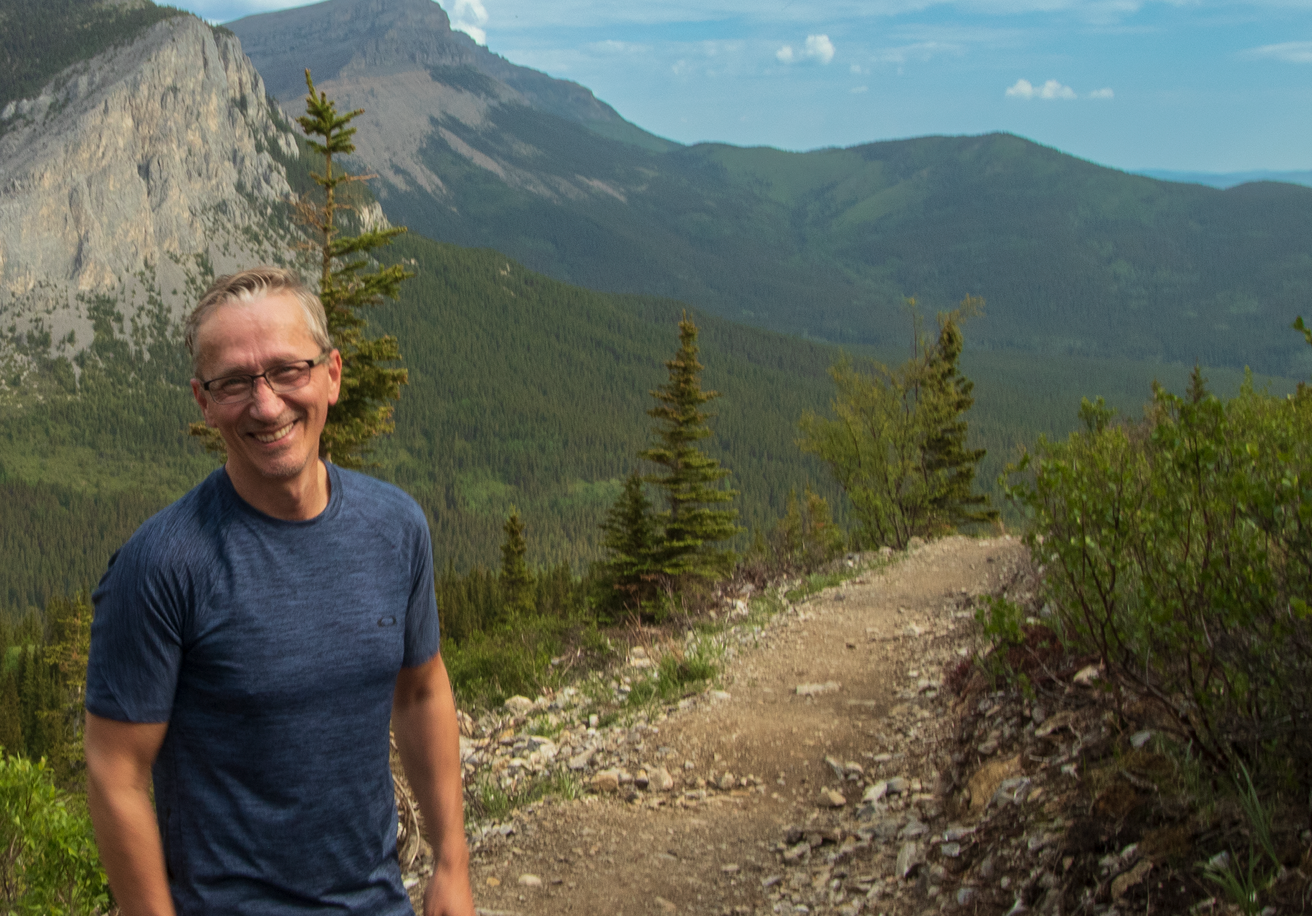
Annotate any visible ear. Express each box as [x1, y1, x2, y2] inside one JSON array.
[[191, 378, 219, 427], [325, 349, 343, 406]]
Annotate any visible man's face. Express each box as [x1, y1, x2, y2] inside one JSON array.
[[190, 292, 341, 494]]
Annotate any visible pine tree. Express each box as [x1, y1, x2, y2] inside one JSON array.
[[597, 472, 658, 611], [39, 593, 93, 778], [0, 674, 22, 755], [921, 312, 998, 528], [639, 315, 740, 580], [772, 487, 845, 573], [499, 509, 533, 617], [297, 69, 412, 468]]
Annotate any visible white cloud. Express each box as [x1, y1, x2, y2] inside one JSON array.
[[1242, 41, 1312, 63], [777, 34, 836, 64], [851, 85, 869, 93], [1005, 77, 1077, 99], [1088, 87, 1114, 98], [851, 63, 865, 74], [449, 0, 489, 45]]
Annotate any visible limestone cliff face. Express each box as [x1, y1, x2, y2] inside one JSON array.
[[0, 14, 300, 367]]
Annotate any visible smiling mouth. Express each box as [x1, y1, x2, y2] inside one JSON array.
[[252, 421, 295, 444]]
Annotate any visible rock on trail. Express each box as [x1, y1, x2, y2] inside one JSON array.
[[451, 536, 1026, 916]]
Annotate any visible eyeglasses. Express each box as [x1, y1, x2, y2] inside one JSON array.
[[199, 351, 332, 405]]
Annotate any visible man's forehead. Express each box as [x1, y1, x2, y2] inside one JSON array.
[[194, 293, 316, 368], [196, 293, 311, 338]]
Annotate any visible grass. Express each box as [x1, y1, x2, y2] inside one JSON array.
[[467, 769, 583, 823], [784, 556, 885, 603], [443, 617, 565, 709], [625, 638, 722, 709]]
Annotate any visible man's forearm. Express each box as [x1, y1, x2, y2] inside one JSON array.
[[394, 662, 468, 863], [85, 715, 174, 916], [87, 783, 175, 916], [393, 654, 473, 916]]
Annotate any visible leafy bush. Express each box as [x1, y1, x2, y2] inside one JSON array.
[[1007, 370, 1312, 792], [0, 752, 108, 914]]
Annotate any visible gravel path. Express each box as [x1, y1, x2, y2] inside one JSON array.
[[450, 535, 1027, 916]]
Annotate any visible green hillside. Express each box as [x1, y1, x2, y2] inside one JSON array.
[[0, 235, 842, 614], [375, 117, 1312, 379], [1, 227, 1297, 620]]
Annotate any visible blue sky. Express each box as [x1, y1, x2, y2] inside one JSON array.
[[195, 0, 1310, 172]]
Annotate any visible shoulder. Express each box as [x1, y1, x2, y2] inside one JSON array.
[[93, 469, 234, 632], [333, 466, 427, 529], [117, 469, 233, 571]]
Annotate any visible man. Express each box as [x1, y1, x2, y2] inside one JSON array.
[[84, 267, 474, 916]]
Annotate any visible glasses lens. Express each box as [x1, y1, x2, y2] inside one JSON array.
[[211, 377, 252, 403], [266, 362, 313, 392]]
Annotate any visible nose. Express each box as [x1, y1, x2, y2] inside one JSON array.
[[247, 376, 285, 415]]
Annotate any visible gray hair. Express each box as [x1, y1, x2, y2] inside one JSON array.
[[185, 267, 331, 377]]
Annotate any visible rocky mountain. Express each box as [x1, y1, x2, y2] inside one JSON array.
[[229, 0, 1312, 378], [227, 0, 671, 201], [0, 9, 301, 385]]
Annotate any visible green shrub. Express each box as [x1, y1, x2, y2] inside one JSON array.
[[0, 752, 108, 914], [1007, 370, 1312, 792], [442, 624, 557, 709]]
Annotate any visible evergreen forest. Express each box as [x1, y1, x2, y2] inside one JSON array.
[[0, 233, 1293, 621]]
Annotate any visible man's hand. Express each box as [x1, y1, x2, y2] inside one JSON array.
[[84, 713, 175, 916], [423, 855, 476, 916], [393, 653, 475, 916]]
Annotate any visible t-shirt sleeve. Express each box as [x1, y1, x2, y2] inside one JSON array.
[[85, 536, 189, 723], [401, 504, 441, 669]]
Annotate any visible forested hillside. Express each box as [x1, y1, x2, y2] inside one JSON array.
[[0, 228, 1289, 621], [383, 126, 1312, 377]]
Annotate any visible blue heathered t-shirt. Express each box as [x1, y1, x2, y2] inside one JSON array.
[[86, 463, 440, 915]]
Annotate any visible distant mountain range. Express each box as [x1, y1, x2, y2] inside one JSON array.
[[1137, 169, 1312, 190], [228, 0, 1312, 378]]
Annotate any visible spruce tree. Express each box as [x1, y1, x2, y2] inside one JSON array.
[[40, 593, 93, 777], [499, 509, 533, 617], [298, 70, 412, 468], [597, 472, 658, 610], [921, 314, 998, 528], [0, 674, 22, 755], [640, 315, 740, 579]]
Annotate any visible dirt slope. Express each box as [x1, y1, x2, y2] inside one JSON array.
[[458, 535, 1026, 916]]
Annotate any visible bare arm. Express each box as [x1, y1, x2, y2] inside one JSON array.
[[393, 652, 474, 916], [84, 713, 174, 916]]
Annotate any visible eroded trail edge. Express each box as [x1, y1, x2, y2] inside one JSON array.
[[456, 535, 1027, 916]]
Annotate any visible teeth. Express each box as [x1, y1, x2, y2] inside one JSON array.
[[253, 422, 294, 444]]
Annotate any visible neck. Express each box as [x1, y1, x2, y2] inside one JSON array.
[[226, 458, 331, 521]]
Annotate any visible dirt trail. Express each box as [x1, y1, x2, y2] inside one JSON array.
[[463, 536, 1026, 916]]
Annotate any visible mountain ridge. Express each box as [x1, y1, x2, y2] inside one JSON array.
[[226, 0, 1312, 377]]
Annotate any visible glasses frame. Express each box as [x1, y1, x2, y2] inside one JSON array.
[[199, 350, 333, 405]]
